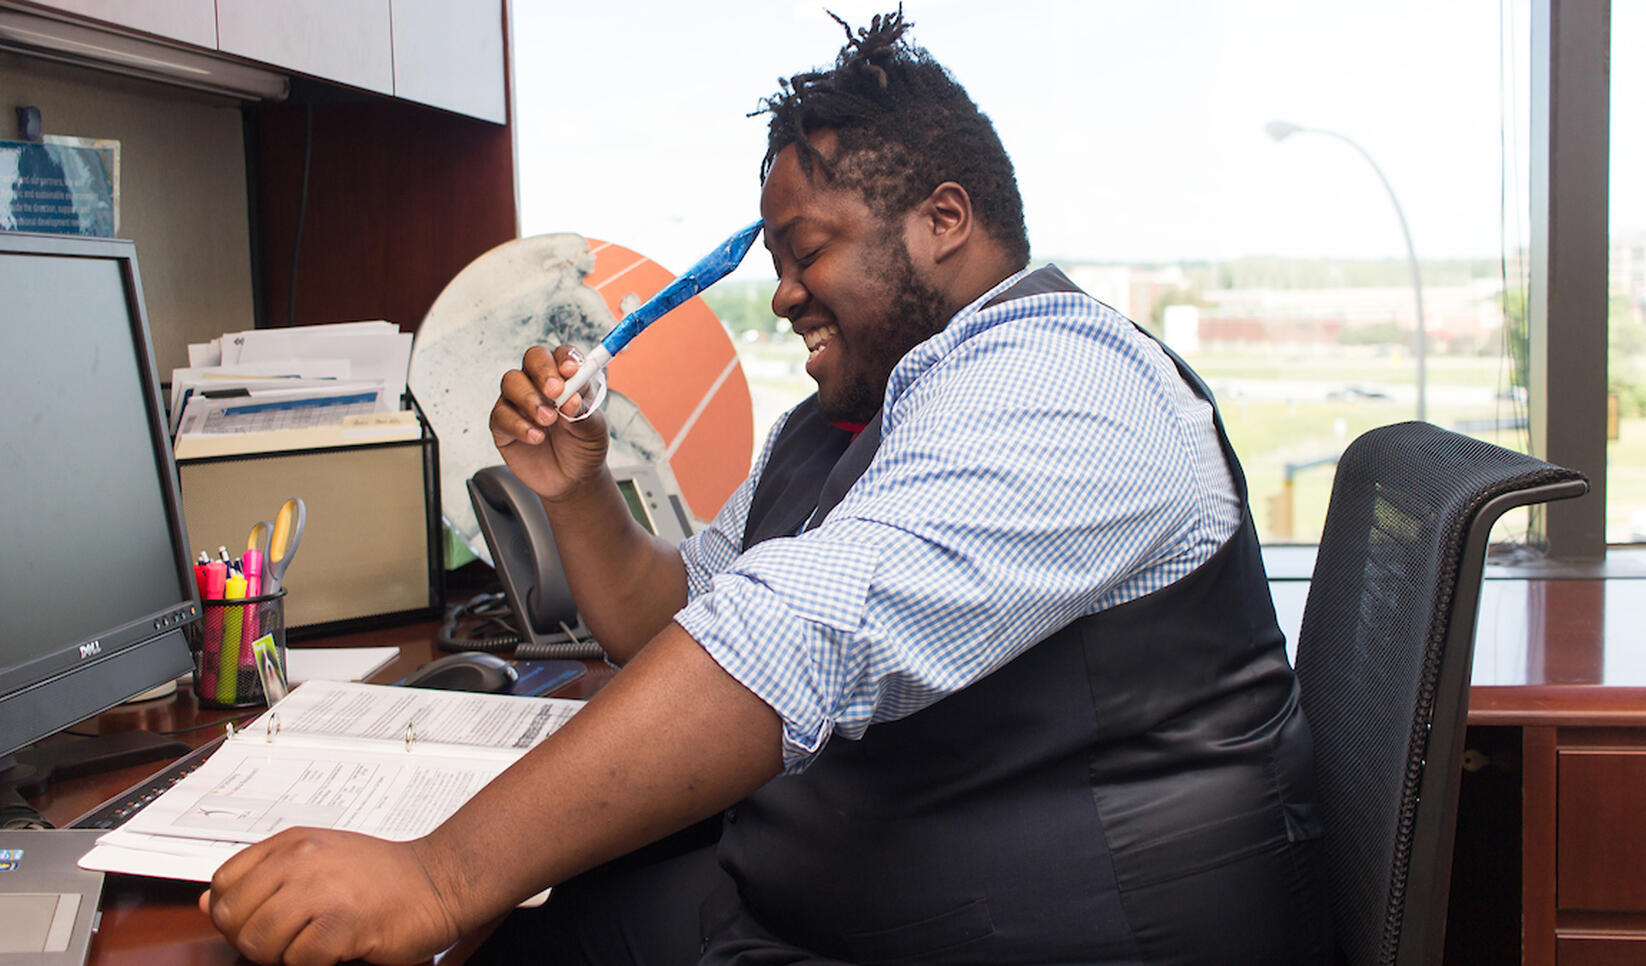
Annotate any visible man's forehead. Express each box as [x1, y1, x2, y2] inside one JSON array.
[[764, 129, 842, 187], [761, 144, 834, 218]]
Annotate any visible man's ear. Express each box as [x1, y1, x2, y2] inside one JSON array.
[[911, 181, 973, 264]]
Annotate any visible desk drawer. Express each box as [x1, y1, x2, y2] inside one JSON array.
[[1556, 747, 1646, 912], [1558, 934, 1646, 966]]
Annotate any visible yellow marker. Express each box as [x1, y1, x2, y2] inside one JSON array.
[[218, 574, 247, 705]]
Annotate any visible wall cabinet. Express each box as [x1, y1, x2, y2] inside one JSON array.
[[16, 0, 506, 122], [216, 0, 394, 97], [18, 0, 217, 48], [389, 0, 507, 124]]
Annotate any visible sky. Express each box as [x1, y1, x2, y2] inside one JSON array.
[[511, 0, 1643, 280]]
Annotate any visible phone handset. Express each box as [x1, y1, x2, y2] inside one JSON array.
[[466, 466, 587, 651]]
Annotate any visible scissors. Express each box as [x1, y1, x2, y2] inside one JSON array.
[[265, 498, 306, 594], [246, 519, 273, 559]]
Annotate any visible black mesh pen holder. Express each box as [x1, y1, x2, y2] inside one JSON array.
[[185, 589, 288, 708]]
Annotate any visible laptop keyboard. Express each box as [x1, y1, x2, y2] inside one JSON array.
[[67, 736, 223, 830]]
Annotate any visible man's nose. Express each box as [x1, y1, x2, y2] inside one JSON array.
[[771, 274, 807, 321]]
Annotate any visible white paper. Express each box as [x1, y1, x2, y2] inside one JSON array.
[[175, 382, 387, 436], [218, 321, 399, 367], [82, 831, 247, 882], [187, 339, 222, 368], [285, 646, 400, 684], [249, 680, 583, 751], [81, 681, 584, 890], [231, 329, 412, 413], [117, 741, 514, 845], [78, 682, 581, 908], [169, 359, 353, 433]]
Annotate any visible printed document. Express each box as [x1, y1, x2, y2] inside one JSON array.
[[79, 681, 583, 884]]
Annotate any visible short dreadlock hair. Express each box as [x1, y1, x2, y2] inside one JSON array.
[[756, 8, 1031, 266]]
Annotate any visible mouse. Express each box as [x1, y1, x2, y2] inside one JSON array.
[[399, 652, 519, 693]]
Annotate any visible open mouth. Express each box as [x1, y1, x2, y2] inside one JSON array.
[[803, 324, 838, 358]]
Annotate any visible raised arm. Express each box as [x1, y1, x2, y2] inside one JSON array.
[[488, 345, 689, 662]]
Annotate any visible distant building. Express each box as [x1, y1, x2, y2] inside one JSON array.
[[1057, 260, 1505, 352], [1060, 263, 1186, 329], [1195, 282, 1505, 351], [1053, 238, 1646, 353]]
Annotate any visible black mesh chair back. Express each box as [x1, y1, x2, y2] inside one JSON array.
[[1293, 422, 1587, 966]]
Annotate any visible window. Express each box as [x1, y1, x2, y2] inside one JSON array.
[[515, 0, 1618, 550], [1610, 2, 1646, 544]]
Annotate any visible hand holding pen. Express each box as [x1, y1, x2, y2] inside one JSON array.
[[492, 222, 763, 499], [551, 220, 762, 412]]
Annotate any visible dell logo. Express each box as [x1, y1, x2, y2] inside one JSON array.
[[79, 640, 102, 659]]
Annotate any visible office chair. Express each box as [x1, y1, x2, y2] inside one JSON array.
[[1292, 421, 1587, 966]]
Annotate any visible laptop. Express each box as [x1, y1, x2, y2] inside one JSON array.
[[0, 829, 105, 965]]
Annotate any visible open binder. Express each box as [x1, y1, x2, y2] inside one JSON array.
[[79, 680, 583, 894]]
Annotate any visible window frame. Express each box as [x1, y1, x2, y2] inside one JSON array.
[[1529, 0, 1611, 559]]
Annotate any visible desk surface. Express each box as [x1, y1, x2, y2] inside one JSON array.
[[1269, 576, 1646, 726], [27, 622, 608, 965], [27, 576, 1638, 963]]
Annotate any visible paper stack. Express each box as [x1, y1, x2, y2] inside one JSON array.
[[172, 321, 418, 459]]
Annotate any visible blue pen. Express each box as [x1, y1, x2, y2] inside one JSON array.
[[553, 219, 763, 409]]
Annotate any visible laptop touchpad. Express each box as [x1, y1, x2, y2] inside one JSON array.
[[0, 892, 81, 952]]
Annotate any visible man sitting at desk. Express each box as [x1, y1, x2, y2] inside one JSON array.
[[203, 10, 1331, 965]]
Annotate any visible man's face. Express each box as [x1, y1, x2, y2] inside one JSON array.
[[759, 133, 949, 424]]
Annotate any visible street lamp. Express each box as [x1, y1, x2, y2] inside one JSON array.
[[1266, 120, 1427, 422]]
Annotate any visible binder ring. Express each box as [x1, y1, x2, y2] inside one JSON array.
[[404, 722, 416, 752], [265, 712, 281, 742]]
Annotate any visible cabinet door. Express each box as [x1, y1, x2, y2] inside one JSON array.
[[389, 0, 506, 123], [1557, 749, 1646, 911], [23, 0, 217, 48], [216, 0, 393, 95]]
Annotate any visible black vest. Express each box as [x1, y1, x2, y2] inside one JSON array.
[[718, 267, 1330, 965]]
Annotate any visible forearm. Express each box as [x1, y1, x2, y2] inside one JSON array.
[[540, 467, 690, 662], [415, 623, 782, 930]]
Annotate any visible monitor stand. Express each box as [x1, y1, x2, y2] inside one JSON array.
[[0, 731, 189, 826]]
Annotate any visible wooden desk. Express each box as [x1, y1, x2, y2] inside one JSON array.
[[24, 622, 610, 965], [1271, 576, 1646, 965], [29, 578, 1646, 965], [1467, 579, 1646, 966]]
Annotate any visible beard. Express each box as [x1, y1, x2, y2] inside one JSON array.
[[818, 237, 951, 424]]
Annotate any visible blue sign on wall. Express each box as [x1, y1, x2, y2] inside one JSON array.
[[0, 136, 119, 237]]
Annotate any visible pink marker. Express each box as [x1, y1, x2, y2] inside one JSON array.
[[199, 561, 227, 699], [242, 549, 264, 597], [239, 550, 265, 688]]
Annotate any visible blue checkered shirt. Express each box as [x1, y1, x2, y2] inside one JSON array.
[[675, 267, 1240, 772]]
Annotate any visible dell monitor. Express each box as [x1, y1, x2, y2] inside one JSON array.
[[0, 232, 199, 811]]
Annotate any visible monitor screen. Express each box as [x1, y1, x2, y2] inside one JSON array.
[[0, 233, 197, 765]]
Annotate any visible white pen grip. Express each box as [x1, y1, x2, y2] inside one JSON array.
[[552, 345, 613, 409]]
